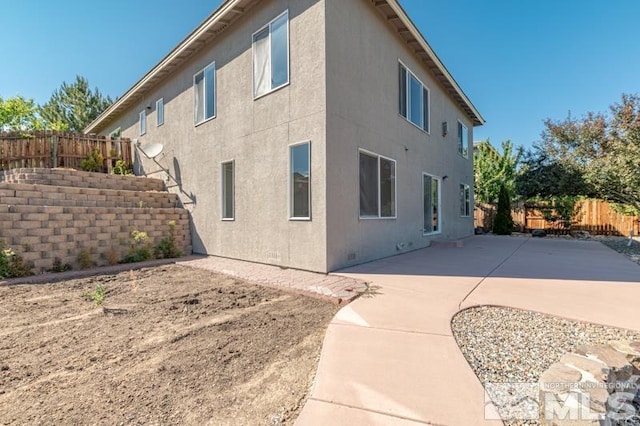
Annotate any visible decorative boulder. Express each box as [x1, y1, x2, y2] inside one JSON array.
[[532, 229, 547, 238], [570, 230, 592, 240]]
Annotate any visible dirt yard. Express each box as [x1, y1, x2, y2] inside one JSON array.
[[0, 265, 339, 425]]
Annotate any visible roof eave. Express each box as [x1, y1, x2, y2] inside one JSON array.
[[86, 0, 485, 134], [381, 0, 485, 126], [84, 0, 247, 134]]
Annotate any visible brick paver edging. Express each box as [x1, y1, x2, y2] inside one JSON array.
[[178, 256, 369, 305]]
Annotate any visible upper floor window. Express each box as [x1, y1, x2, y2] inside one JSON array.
[[399, 62, 430, 132], [458, 121, 468, 158], [156, 98, 164, 126], [253, 11, 289, 98], [194, 62, 216, 125], [139, 110, 146, 136], [359, 150, 396, 219]]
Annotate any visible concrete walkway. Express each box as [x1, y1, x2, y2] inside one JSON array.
[[295, 235, 640, 425]]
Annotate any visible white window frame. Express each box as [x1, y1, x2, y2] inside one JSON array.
[[221, 160, 234, 221], [156, 98, 164, 127], [458, 120, 469, 158], [358, 149, 397, 220], [289, 141, 311, 221], [423, 173, 442, 236], [252, 10, 290, 100], [460, 183, 471, 217], [139, 110, 146, 136], [193, 61, 216, 126], [399, 60, 430, 133]]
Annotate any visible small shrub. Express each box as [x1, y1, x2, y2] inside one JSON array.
[[154, 221, 182, 259], [85, 284, 107, 306], [77, 249, 94, 269], [121, 230, 152, 264], [0, 245, 9, 279], [0, 249, 11, 279], [0, 242, 33, 279], [49, 257, 72, 273], [103, 249, 120, 266], [80, 149, 104, 172], [493, 184, 514, 235], [112, 159, 132, 175]]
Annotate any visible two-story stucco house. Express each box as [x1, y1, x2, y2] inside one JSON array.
[[85, 0, 484, 273]]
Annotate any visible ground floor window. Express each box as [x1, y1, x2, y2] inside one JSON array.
[[423, 174, 440, 234], [359, 150, 396, 219], [460, 183, 471, 217], [290, 142, 311, 219], [222, 161, 234, 220]]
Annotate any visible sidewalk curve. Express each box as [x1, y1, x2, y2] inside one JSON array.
[[296, 235, 640, 425]]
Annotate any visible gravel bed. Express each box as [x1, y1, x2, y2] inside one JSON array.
[[596, 235, 640, 264], [452, 306, 640, 426]]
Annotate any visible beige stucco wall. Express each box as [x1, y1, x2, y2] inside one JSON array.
[[100, 0, 328, 272], [324, 0, 475, 271]]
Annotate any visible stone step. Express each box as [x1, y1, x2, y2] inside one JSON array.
[[0, 168, 165, 192], [431, 239, 464, 248], [0, 182, 178, 209]]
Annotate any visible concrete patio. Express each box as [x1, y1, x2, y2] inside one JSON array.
[[296, 235, 640, 425]]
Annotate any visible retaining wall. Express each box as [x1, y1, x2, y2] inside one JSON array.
[[0, 168, 191, 274]]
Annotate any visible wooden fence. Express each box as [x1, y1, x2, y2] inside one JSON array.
[[0, 131, 132, 173], [475, 200, 640, 236]]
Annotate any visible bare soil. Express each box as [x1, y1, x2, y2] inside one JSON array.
[[0, 265, 339, 425]]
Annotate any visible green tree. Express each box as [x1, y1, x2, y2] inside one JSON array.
[[40, 76, 113, 132], [493, 183, 514, 235], [537, 93, 640, 215], [474, 139, 522, 204], [0, 95, 43, 131], [516, 149, 593, 199]]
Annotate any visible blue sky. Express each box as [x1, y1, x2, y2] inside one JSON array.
[[1, 0, 638, 149]]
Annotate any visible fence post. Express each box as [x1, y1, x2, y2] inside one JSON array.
[[51, 135, 58, 168], [105, 137, 112, 173]]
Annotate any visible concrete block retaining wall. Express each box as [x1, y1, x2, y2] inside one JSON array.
[[0, 168, 166, 192], [0, 168, 191, 274]]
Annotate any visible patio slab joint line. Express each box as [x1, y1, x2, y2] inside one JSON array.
[[332, 321, 453, 338], [308, 397, 447, 426], [457, 236, 531, 310]]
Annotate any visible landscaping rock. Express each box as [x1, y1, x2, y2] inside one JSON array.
[[609, 340, 640, 371], [575, 344, 634, 381], [531, 229, 547, 238], [570, 230, 592, 240], [452, 307, 640, 426], [559, 353, 609, 382], [538, 342, 640, 425], [539, 362, 582, 386]]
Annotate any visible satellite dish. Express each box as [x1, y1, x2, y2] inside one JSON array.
[[139, 142, 164, 159]]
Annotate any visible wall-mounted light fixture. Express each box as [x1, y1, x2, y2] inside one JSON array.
[[146, 104, 152, 110], [442, 175, 449, 181], [442, 121, 448, 137]]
